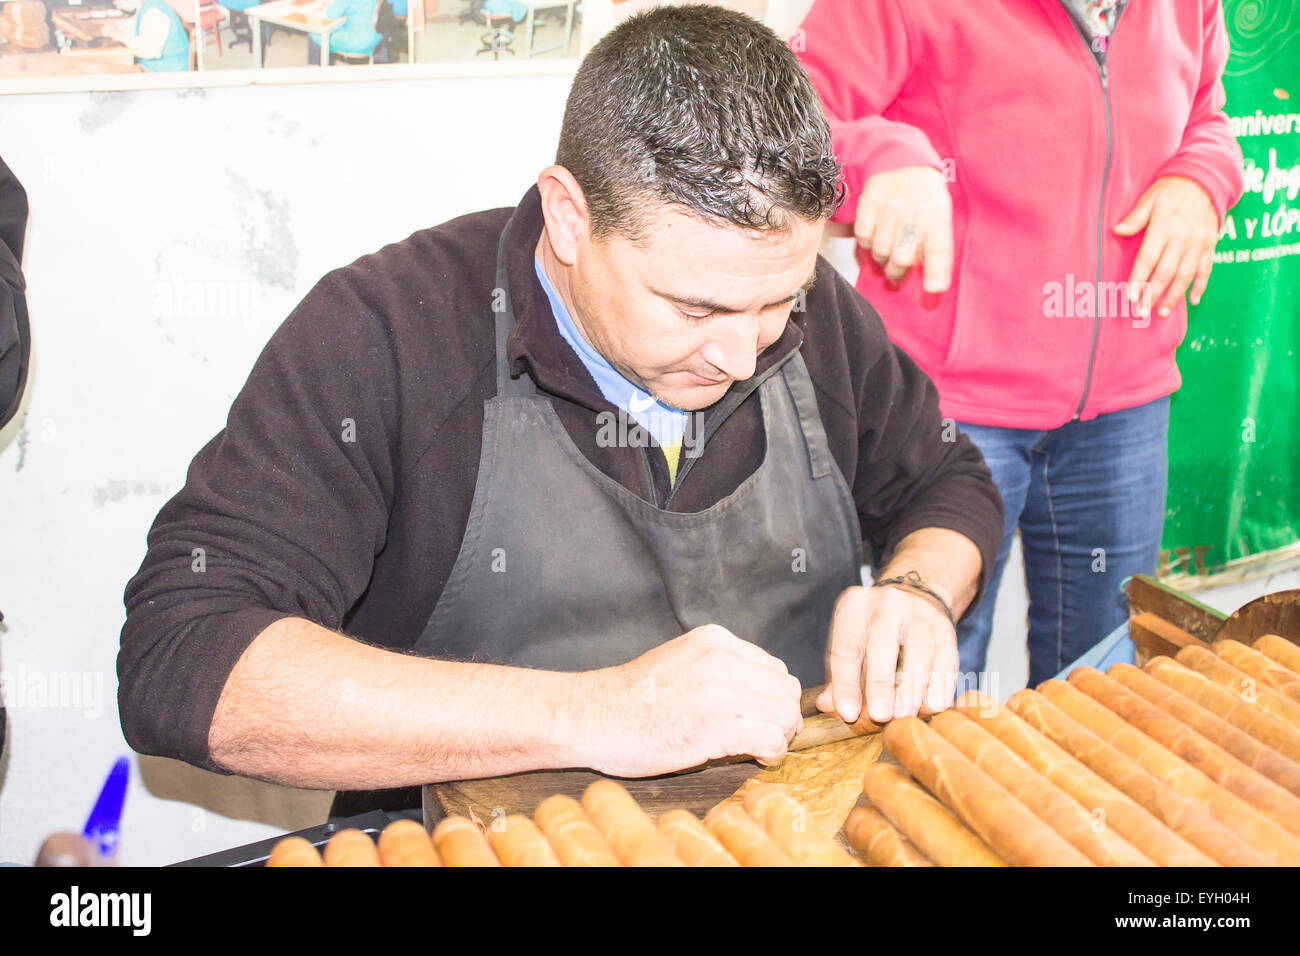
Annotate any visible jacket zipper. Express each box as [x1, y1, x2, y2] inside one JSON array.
[[1067, 1, 1127, 422]]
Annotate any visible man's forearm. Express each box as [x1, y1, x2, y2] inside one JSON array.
[[879, 527, 983, 621], [207, 616, 600, 790]]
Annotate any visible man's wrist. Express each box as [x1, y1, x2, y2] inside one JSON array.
[[881, 528, 983, 620], [873, 570, 956, 626], [549, 669, 608, 771], [880, 567, 953, 606]]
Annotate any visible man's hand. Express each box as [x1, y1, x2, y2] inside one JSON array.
[[1114, 175, 1221, 318], [817, 583, 960, 725], [581, 624, 804, 778], [854, 165, 954, 293]]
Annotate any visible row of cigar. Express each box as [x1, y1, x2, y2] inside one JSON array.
[[850, 635, 1300, 866], [268, 778, 861, 867]]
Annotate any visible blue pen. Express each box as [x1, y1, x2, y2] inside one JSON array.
[[82, 757, 130, 863]]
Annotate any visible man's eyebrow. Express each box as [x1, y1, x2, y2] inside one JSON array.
[[651, 271, 819, 314]]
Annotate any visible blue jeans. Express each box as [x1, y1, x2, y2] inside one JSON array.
[[955, 396, 1170, 688]]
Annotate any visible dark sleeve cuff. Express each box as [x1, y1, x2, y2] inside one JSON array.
[[117, 606, 296, 773], [877, 498, 1004, 623]]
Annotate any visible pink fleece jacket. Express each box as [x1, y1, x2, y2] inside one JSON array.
[[797, 0, 1246, 428]]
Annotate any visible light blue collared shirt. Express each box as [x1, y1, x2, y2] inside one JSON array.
[[533, 257, 689, 448]]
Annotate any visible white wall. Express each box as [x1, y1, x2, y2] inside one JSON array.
[[1, 75, 1295, 868], [0, 74, 573, 865]]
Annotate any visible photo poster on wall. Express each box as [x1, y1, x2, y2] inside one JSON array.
[[1161, 0, 1300, 582], [0, 0, 813, 93], [13, 0, 1290, 579]]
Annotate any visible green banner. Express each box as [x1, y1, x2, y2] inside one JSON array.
[[1162, 0, 1300, 579]]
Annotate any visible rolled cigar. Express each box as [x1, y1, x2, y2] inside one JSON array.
[[1176, 645, 1300, 729], [581, 780, 681, 867], [1043, 676, 1300, 864], [930, 709, 1153, 866], [788, 711, 882, 751], [487, 814, 562, 867], [375, 819, 440, 867], [862, 762, 1004, 867], [742, 784, 861, 867], [533, 794, 621, 867], [1147, 656, 1300, 764], [1007, 689, 1271, 866], [883, 717, 1092, 866], [656, 810, 739, 867], [1111, 662, 1300, 798], [700, 694, 882, 770], [321, 828, 381, 867], [954, 691, 1213, 866], [432, 816, 501, 867], [1076, 667, 1300, 832], [704, 803, 794, 866], [267, 835, 324, 868], [844, 805, 934, 867], [1256, 635, 1300, 677], [1214, 640, 1300, 704]]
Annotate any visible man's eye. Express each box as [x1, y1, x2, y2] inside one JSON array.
[[678, 307, 717, 322]]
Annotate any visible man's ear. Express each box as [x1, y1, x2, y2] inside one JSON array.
[[536, 166, 591, 267]]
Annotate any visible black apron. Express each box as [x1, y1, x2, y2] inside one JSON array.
[[412, 233, 863, 686], [332, 233, 863, 818]]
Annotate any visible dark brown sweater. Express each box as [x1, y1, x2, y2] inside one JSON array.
[[118, 185, 1003, 775]]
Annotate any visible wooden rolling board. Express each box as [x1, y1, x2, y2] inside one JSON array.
[[426, 733, 886, 839], [425, 684, 882, 830], [714, 734, 885, 845], [426, 762, 760, 829]]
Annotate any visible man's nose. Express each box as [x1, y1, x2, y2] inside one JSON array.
[[700, 315, 761, 382]]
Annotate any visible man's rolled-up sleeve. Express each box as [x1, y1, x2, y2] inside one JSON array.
[[118, 271, 399, 771]]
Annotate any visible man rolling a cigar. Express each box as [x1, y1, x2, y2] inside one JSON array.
[[118, 6, 1002, 814]]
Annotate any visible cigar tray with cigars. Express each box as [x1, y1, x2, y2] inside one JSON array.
[[239, 576, 1300, 866]]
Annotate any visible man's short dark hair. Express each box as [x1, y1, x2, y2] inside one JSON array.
[[556, 4, 845, 239]]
